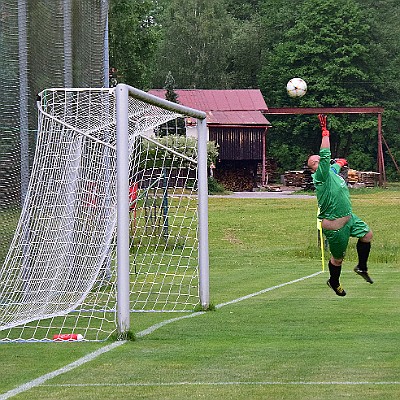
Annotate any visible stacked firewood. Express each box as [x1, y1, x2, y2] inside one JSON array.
[[283, 170, 306, 187], [347, 169, 359, 184], [256, 158, 279, 184], [214, 167, 255, 191], [346, 169, 380, 187], [358, 171, 380, 187]]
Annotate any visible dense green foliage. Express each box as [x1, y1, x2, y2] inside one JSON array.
[[152, 0, 234, 89], [109, 0, 400, 178], [108, 0, 161, 88], [259, 0, 387, 170], [144, 135, 219, 167]]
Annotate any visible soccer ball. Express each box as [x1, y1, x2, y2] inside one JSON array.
[[286, 78, 307, 98]]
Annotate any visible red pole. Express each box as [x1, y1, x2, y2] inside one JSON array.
[[262, 128, 267, 186], [377, 113, 386, 187]]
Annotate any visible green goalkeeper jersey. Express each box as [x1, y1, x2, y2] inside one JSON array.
[[312, 148, 352, 220]]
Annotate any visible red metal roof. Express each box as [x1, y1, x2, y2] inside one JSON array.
[[148, 89, 271, 126], [206, 110, 269, 126]]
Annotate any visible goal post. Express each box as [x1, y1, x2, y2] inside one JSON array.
[[116, 84, 131, 337], [0, 84, 209, 342], [115, 84, 209, 337]]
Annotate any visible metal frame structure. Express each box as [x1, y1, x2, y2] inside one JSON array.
[[266, 107, 385, 186], [115, 84, 209, 337]]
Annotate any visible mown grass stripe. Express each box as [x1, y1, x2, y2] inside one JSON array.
[[40, 380, 400, 387], [0, 271, 320, 399]]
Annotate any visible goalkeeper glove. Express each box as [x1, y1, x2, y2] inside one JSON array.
[[318, 114, 329, 137], [335, 158, 348, 168]]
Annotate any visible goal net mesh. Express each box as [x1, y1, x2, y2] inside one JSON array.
[[0, 88, 202, 342]]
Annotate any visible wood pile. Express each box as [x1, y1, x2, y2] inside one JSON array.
[[283, 168, 380, 189], [214, 167, 255, 191], [301, 169, 314, 190], [347, 169, 380, 187], [256, 158, 279, 184], [283, 170, 305, 187], [358, 171, 380, 187], [283, 170, 314, 190], [213, 160, 380, 192], [283, 168, 314, 190], [347, 169, 359, 184]]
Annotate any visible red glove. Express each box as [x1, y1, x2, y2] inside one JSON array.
[[318, 114, 329, 137], [335, 158, 347, 167]]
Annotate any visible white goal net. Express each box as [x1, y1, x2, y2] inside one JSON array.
[[0, 85, 209, 342]]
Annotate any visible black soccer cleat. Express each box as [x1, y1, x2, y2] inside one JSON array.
[[354, 267, 374, 284], [327, 280, 347, 296]]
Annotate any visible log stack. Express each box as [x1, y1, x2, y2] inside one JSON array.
[[347, 169, 359, 184], [358, 171, 380, 187], [284, 168, 380, 189], [256, 158, 279, 184], [214, 167, 255, 191], [283, 170, 305, 187]]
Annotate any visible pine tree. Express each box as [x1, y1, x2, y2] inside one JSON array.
[[164, 71, 179, 103]]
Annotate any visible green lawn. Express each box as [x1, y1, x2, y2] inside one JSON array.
[[1, 186, 400, 399]]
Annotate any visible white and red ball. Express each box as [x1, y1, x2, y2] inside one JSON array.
[[286, 78, 307, 98]]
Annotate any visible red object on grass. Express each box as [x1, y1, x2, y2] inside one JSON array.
[[53, 333, 82, 341]]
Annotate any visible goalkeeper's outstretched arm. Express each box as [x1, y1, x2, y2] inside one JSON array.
[[307, 114, 331, 173], [318, 114, 330, 150]]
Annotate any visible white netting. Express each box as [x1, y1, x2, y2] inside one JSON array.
[[0, 88, 202, 342], [0, 0, 108, 279]]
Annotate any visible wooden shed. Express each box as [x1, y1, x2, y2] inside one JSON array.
[[149, 89, 272, 191]]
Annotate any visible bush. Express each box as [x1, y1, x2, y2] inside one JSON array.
[[208, 177, 226, 194]]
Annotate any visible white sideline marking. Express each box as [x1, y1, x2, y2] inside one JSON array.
[[41, 381, 400, 387], [136, 271, 323, 337], [215, 271, 323, 309], [0, 271, 322, 399], [136, 311, 206, 338], [0, 341, 125, 400]]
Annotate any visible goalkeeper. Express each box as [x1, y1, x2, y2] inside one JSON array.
[[307, 114, 373, 296]]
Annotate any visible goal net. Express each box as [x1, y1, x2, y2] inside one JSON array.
[[0, 85, 209, 342]]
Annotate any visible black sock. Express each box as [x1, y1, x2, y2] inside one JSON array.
[[328, 260, 342, 286], [356, 240, 371, 271]]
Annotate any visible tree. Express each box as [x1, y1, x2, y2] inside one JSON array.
[[152, 0, 234, 89], [227, 14, 263, 88], [108, 0, 161, 89], [258, 0, 388, 171], [354, 0, 400, 180], [106, 0, 400, 178], [224, 0, 262, 21], [158, 71, 186, 136], [260, 0, 377, 108], [164, 71, 178, 103]]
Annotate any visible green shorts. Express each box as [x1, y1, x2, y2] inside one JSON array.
[[323, 213, 370, 260]]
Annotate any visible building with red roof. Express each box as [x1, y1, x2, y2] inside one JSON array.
[[148, 89, 272, 190]]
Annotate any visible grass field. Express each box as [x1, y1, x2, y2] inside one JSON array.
[[1, 186, 400, 399]]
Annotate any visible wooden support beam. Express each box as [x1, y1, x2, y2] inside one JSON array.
[[266, 107, 384, 115], [265, 106, 386, 187]]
